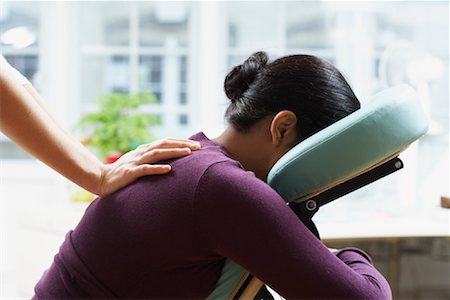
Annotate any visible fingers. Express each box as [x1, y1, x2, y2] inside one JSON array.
[[98, 139, 199, 196], [158, 138, 201, 150], [139, 148, 192, 164], [134, 164, 172, 176], [138, 138, 201, 152]]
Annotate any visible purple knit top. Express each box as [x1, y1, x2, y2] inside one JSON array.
[[34, 132, 391, 299]]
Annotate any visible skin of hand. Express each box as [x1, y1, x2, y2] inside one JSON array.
[[0, 64, 201, 197], [98, 139, 200, 197]]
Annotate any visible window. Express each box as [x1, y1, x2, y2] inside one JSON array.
[[2, 55, 38, 80], [78, 1, 192, 138], [80, 55, 130, 103], [225, 2, 336, 76], [179, 56, 187, 105], [178, 114, 188, 126], [139, 55, 163, 103]]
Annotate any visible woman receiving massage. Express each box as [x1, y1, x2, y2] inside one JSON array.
[[34, 52, 391, 299]]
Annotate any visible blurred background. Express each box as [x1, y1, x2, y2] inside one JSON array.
[[0, 1, 448, 299]]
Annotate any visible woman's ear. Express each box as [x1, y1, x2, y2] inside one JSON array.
[[269, 110, 298, 147]]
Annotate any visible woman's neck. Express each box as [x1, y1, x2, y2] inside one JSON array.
[[213, 126, 272, 181]]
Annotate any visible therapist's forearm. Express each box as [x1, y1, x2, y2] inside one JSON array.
[[22, 83, 102, 174], [24, 83, 81, 145], [0, 72, 104, 194]]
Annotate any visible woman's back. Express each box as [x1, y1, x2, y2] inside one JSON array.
[[35, 132, 239, 298]]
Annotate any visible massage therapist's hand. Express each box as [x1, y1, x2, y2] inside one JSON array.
[[98, 139, 201, 197]]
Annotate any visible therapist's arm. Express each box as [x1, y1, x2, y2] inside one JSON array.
[[0, 67, 200, 197], [194, 162, 392, 299]]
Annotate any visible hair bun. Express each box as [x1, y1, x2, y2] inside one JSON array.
[[224, 51, 268, 102]]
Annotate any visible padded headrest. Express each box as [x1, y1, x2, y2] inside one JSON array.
[[267, 84, 429, 203]]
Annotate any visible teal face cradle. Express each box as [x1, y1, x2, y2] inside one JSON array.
[[267, 84, 428, 204], [208, 85, 429, 300]]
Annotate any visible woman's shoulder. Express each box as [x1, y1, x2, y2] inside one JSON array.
[[195, 158, 277, 202], [192, 157, 289, 229], [175, 132, 276, 197], [172, 132, 246, 180]]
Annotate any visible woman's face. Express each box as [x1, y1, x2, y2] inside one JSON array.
[[217, 110, 299, 181]]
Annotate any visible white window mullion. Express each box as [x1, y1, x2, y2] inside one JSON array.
[[0, 47, 40, 56], [186, 3, 200, 137], [129, 1, 139, 93], [39, 1, 69, 127], [162, 38, 180, 134], [80, 46, 130, 55], [195, 1, 226, 137]]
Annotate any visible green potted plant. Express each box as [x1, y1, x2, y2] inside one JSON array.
[[72, 92, 159, 203], [78, 92, 160, 162]]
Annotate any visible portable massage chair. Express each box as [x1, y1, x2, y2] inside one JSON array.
[[206, 85, 429, 299]]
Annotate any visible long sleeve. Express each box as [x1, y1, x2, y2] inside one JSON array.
[[193, 161, 392, 299]]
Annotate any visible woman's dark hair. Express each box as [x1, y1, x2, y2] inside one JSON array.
[[224, 51, 360, 141]]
